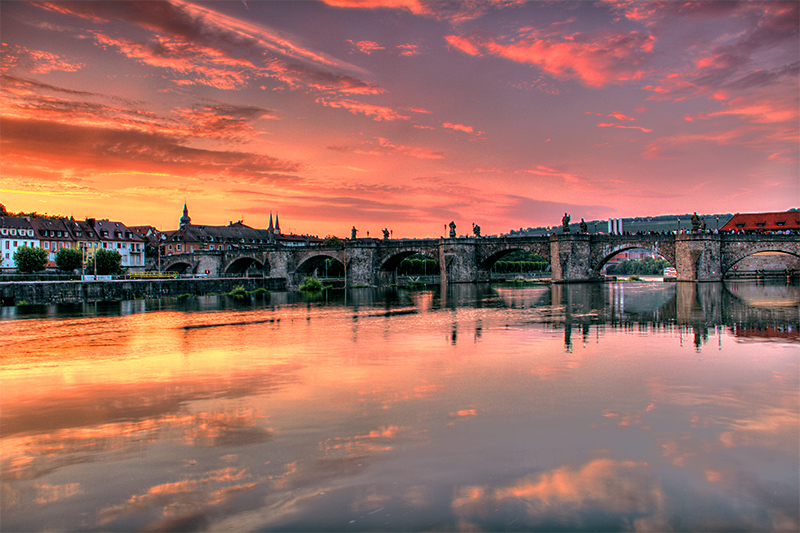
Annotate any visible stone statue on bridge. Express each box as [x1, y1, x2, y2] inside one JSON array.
[[700, 217, 706, 232], [472, 223, 481, 238], [449, 221, 456, 238], [562, 213, 571, 233], [351, 226, 357, 239], [580, 218, 588, 233], [691, 212, 700, 232], [382, 228, 390, 240]]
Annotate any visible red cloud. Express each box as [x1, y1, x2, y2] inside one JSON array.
[[446, 30, 654, 87]]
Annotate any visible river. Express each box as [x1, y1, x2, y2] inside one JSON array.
[[1, 281, 798, 532]]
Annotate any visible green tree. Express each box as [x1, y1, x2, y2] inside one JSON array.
[[89, 249, 123, 275], [323, 235, 344, 246], [14, 245, 48, 273], [55, 247, 83, 272]]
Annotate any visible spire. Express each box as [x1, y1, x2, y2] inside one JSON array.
[[275, 213, 281, 234], [268, 212, 274, 232], [180, 202, 191, 228]]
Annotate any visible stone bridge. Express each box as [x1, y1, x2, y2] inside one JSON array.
[[161, 233, 799, 289]]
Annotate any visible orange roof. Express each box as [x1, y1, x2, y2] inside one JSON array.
[[720, 211, 799, 231]]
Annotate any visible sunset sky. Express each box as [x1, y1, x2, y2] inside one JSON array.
[[1, 0, 797, 237]]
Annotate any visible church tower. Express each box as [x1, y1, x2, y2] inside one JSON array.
[[180, 202, 191, 229], [268, 212, 274, 233], [275, 213, 281, 235]]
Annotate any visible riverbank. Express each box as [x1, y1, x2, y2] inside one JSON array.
[[0, 277, 286, 306]]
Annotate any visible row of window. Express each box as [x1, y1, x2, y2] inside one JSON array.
[[3, 240, 141, 252], [1, 228, 35, 237]]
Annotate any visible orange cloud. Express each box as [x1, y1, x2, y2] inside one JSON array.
[[446, 30, 654, 87], [316, 98, 410, 121], [348, 39, 385, 54], [443, 122, 482, 135], [453, 458, 664, 526]]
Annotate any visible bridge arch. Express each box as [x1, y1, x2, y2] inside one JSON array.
[[478, 247, 551, 271], [379, 250, 438, 272], [162, 260, 194, 274], [224, 256, 267, 276], [722, 249, 800, 277], [590, 238, 676, 277], [295, 253, 344, 277]]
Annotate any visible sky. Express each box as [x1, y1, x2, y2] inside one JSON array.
[[1, 0, 798, 238]]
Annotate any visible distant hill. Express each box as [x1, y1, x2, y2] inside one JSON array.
[[504, 213, 735, 236]]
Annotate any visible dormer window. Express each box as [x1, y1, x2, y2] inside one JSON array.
[[736, 223, 745, 228], [10, 229, 16, 236], [76, 232, 82, 237], [102, 231, 108, 237], [756, 222, 765, 227], [776, 221, 786, 227]]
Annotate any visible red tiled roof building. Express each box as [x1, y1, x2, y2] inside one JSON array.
[[720, 211, 799, 233]]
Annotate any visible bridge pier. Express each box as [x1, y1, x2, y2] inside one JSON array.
[[675, 234, 723, 282], [550, 234, 603, 283]]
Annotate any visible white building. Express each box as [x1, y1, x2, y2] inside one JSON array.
[[88, 218, 145, 268], [0, 217, 39, 270]]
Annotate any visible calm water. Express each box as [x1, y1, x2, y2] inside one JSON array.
[[1, 281, 798, 532]]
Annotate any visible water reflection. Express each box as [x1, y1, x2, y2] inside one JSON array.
[[1, 281, 797, 531]]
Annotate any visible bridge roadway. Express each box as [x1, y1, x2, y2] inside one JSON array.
[[162, 233, 799, 290]]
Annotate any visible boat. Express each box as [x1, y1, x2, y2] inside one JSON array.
[[663, 267, 677, 281]]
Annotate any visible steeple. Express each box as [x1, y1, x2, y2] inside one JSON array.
[[180, 202, 191, 228], [275, 213, 281, 235], [268, 212, 274, 233]]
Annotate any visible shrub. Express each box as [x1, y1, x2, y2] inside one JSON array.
[[228, 285, 249, 299], [299, 277, 323, 292], [56, 248, 83, 272], [14, 246, 48, 273]]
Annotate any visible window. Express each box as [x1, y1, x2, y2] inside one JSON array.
[[10, 229, 16, 236], [177, 244, 182, 251], [44, 242, 49, 249], [736, 223, 745, 228], [776, 221, 786, 227], [756, 222, 765, 227]]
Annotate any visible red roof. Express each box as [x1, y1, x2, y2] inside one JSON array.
[[720, 211, 799, 232]]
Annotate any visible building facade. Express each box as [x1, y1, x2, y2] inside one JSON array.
[[1, 217, 38, 270], [87, 219, 145, 268]]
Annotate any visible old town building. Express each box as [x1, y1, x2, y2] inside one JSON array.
[[87, 218, 145, 268], [162, 205, 321, 256], [1, 217, 38, 270]]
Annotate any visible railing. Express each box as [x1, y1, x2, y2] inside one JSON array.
[[126, 271, 179, 279]]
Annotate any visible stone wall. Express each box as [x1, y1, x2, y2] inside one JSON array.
[[0, 277, 286, 306]]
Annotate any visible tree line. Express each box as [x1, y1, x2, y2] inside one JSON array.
[[12, 246, 124, 275], [605, 257, 672, 275]]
